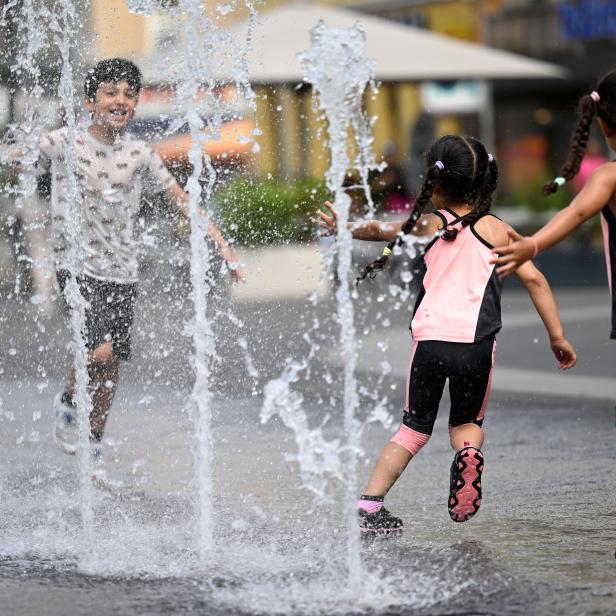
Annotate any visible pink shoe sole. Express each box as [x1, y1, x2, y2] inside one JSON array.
[[448, 446, 483, 523]]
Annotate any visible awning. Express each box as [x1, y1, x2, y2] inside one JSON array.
[[139, 3, 566, 85]]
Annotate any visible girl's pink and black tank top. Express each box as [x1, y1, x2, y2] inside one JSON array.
[[410, 208, 503, 343], [600, 204, 616, 339]]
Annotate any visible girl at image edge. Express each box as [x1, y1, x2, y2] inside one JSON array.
[[493, 69, 616, 344], [319, 134, 577, 534]]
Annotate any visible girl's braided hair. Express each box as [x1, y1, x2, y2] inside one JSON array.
[[543, 68, 616, 195], [357, 134, 498, 283]]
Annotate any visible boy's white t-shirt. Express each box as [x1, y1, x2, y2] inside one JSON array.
[[36, 126, 177, 283]]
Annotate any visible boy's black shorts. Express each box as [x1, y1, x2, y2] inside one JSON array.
[[57, 270, 137, 361]]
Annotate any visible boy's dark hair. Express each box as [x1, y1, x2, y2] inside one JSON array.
[[543, 67, 616, 195], [84, 58, 142, 101], [357, 134, 498, 283]]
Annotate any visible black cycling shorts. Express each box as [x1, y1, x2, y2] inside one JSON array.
[[57, 270, 137, 361], [403, 338, 496, 435]]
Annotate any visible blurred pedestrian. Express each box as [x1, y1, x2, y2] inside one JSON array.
[[493, 68, 616, 341], [319, 135, 576, 533], [370, 141, 410, 214], [570, 137, 607, 194], [0, 144, 52, 303]]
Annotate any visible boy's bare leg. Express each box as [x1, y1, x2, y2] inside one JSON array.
[[363, 441, 414, 498], [64, 365, 76, 401], [449, 423, 484, 451], [62, 341, 118, 441], [87, 342, 118, 440]]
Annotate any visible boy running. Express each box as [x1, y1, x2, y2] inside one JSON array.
[[25, 58, 242, 476]]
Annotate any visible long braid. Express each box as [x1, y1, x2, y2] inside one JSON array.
[[356, 163, 441, 284], [543, 94, 597, 195], [473, 156, 499, 220], [400, 164, 441, 236]]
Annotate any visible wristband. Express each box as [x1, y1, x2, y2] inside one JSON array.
[[383, 247, 392, 256], [525, 236, 539, 259]]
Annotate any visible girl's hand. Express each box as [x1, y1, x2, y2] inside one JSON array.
[[491, 229, 536, 278], [550, 337, 577, 370], [228, 264, 246, 284], [317, 201, 337, 236], [222, 250, 246, 283]]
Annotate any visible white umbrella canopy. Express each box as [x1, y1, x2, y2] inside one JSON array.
[[140, 3, 565, 86], [230, 3, 565, 83]]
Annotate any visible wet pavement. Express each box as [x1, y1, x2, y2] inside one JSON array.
[[0, 250, 615, 615]]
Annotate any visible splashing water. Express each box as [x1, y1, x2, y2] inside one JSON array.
[[1, 4, 613, 616], [174, 0, 220, 566], [1, 4, 405, 605], [259, 20, 384, 598], [54, 0, 98, 560], [261, 356, 344, 501], [9, 0, 98, 559], [299, 21, 377, 594], [125, 0, 159, 15], [1, 0, 259, 578], [128, 0, 258, 566]]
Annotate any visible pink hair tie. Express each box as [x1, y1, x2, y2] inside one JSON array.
[[590, 91, 600, 103], [525, 236, 539, 259], [434, 161, 445, 170]]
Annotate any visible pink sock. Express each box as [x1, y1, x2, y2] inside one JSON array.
[[358, 498, 383, 514]]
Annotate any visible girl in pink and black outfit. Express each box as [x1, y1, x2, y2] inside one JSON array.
[[320, 135, 577, 534]]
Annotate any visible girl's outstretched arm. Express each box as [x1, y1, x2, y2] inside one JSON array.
[[493, 163, 616, 277], [317, 201, 437, 241], [317, 201, 402, 241], [515, 261, 577, 369]]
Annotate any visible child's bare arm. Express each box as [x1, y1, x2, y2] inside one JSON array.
[[166, 183, 244, 282], [515, 261, 576, 369], [317, 201, 401, 240], [317, 201, 437, 240], [493, 163, 616, 276]]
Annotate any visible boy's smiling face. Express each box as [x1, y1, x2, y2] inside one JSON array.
[[85, 80, 139, 133]]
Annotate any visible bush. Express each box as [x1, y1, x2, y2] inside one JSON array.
[[215, 177, 330, 246]]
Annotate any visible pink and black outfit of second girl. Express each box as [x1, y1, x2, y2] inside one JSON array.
[[399, 206, 501, 522]]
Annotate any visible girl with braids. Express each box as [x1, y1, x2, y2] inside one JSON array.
[[494, 69, 616, 343], [319, 134, 576, 533]]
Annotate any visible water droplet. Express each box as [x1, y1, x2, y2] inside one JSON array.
[[216, 3, 234, 15]]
